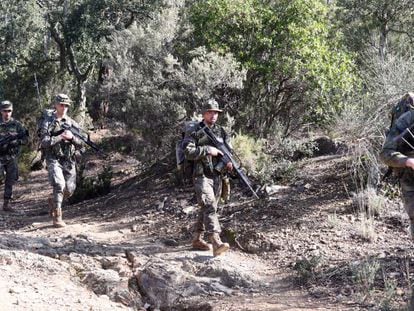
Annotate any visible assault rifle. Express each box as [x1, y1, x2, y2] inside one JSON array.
[[201, 126, 260, 199], [52, 123, 107, 157], [0, 132, 25, 148]]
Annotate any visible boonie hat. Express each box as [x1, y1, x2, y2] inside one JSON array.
[[0, 100, 13, 111], [54, 93, 72, 105], [202, 99, 223, 113]]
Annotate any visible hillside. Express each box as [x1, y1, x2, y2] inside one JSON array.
[[0, 137, 413, 311]]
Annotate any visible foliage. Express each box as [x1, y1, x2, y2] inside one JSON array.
[[351, 187, 387, 217], [17, 148, 38, 181], [0, 1, 44, 83], [189, 0, 358, 134], [70, 164, 113, 204], [103, 2, 245, 156], [335, 0, 414, 60], [293, 255, 323, 285], [352, 259, 381, 302], [231, 133, 272, 183]]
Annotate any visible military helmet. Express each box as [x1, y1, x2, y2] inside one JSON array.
[[0, 100, 13, 111], [54, 93, 72, 105], [202, 98, 223, 113]]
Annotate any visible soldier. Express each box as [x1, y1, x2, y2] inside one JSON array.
[[0, 100, 28, 212], [381, 106, 414, 239], [39, 94, 83, 227], [184, 99, 232, 256]]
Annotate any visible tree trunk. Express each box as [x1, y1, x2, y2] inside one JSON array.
[[76, 79, 87, 126], [379, 18, 388, 61]]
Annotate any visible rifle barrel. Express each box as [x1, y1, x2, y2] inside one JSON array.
[[202, 126, 259, 199]]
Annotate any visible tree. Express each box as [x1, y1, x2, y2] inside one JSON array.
[[0, 1, 44, 95], [189, 0, 358, 136], [36, 0, 161, 122], [103, 2, 245, 152], [335, 0, 414, 60]]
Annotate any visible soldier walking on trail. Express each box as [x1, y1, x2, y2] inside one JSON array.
[[184, 99, 232, 256], [381, 94, 414, 240], [39, 94, 83, 228], [0, 101, 28, 212]]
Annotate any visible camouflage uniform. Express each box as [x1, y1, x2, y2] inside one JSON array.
[[184, 121, 231, 234], [381, 110, 414, 232], [184, 99, 231, 256], [39, 112, 83, 211], [0, 117, 28, 201]]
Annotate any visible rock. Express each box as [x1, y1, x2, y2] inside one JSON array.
[[182, 206, 196, 215], [81, 269, 121, 296], [125, 250, 148, 269], [196, 263, 254, 288], [136, 264, 185, 309], [235, 230, 278, 254], [312, 136, 347, 156], [100, 257, 131, 277], [81, 268, 139, 306], [264, 185, 290, 195]]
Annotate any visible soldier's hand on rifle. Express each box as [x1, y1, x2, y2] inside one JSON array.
[[61, 130, 73, 141], [207, 146, 223, 157], [406, 158, 414, 170], [226, 161, 233, 171]]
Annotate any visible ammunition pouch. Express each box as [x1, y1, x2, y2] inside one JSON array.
[[221, 176, 231, 203]]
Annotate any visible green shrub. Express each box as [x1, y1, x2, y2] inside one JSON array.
[[69, 164, 113, 204], [293, 255, 323, 285], [231, 133, 273, 183], [18, 148, 38, 181]]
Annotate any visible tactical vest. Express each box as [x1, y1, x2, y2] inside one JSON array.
[[49, 118, 76, 160], [0, 120, 22, 157], [191, 122, 228, 177]]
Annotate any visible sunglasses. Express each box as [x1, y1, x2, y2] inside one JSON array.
[[57, 103, 70, 107], [2, 110, 12, 112]]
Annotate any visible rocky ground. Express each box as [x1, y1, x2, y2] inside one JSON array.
[[0, 137, 413, 310]]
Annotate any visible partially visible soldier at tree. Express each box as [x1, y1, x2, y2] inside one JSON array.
[[381, 97, 414, 240], [184, 99, 232, 257], [0, 100, 28, 212], [39, 94, 83, 227]]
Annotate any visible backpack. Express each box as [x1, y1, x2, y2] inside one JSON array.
[[382, 93, 414, 180], [389, 93, 414, 130], [30, 109, 55, 170], [175, 120, 200, 186], [36, 108, 55, 138]]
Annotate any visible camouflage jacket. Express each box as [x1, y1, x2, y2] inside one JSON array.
[[184, 121, 231, 177], [381, 110, 414, 168], [0, 118, 28, 158], [39, 113, 83, 161]]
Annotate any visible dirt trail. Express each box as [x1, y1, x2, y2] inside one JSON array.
[[0, 155, 357, 310]]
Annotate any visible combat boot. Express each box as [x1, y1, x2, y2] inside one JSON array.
[[192, 231, 210, 251], [48, 196, 54, 217], [2, 199, 14, 212], [209, 233, 230, 257], [52, 207, 66, 228]]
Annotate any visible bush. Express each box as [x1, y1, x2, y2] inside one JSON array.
[[351, 187, 387, 217], [231, 133, 273, 183], [293, 255, 323, 285], [69, 165, 113, 204], [18, 148, 38, 181]]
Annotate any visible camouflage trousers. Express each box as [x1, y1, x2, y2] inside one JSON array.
[[193, 174, 222, 234], [0, 156, 18, 200], [47, 158, 76, 207]]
